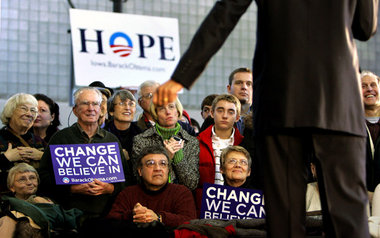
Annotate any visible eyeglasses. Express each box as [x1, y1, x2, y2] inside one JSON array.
[[144, 160, 168, 168], [16, 175, 38, 184], [77, 101, 101, 107], [139, 93, 153, 100], [114, 101, 136, 107], [226, 158, 249, 166], [17, 105, 38, 117], [157, 103, 176, 113]]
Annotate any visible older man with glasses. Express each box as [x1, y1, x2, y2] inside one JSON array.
[[104, 145, 196, 237], [38, 87, 133, 226], [136, 80, 160, 131]]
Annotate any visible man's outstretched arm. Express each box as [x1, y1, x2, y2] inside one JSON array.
[[153, 0, 253, 106]]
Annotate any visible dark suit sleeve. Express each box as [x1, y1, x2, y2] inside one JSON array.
[[171, 0, 253, 89], [352, 0, 378, 40]]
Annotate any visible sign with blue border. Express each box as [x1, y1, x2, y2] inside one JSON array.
[[50, 142, 125, 185], [200, 183, 265, 220]]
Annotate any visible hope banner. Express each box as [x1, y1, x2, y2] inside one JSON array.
[[70, 9, 180, 88], [200, 183, 265, 220], [50, 142, 125, 185]]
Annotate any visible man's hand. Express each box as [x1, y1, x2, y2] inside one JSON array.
[[153, 80, 183, 106], [90, 179, 114, 194], [133, 203, 159, 223], [70, 179, 114, 196]]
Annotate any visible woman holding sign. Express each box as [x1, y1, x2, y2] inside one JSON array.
[[220, 146, 253, 189], [0, 93, 45, 192], [132, 98, 199, 191]]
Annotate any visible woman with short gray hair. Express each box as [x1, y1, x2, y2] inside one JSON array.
[[0, 93, 45, 192], [104, 90, 141, 157], [104, 90, 142, 181], [2, 163, 83, 237], [220, 146, 252, 188], [6, 163, 49, 202]]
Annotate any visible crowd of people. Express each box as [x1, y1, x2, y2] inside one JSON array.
[[0, 68, 379, 237]]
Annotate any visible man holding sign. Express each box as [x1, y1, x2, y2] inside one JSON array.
[[39, 87, 132, 224]]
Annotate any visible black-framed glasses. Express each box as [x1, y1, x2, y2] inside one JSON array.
[[144, 160, 168, 168]]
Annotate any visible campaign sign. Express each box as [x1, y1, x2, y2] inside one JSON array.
[[50, 142, 125, 185], [70, 9, 180, 88], [200, 183, 265, 220]]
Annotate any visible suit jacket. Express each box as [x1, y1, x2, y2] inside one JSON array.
[[171, 0, 378, 136]]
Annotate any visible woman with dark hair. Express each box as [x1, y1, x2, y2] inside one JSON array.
[[32, 94, 60, 143]]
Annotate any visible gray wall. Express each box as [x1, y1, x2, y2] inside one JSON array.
[[1, 0, 379, 127]]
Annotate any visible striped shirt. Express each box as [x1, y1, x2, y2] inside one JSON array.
[[211, 126, 235, 185]]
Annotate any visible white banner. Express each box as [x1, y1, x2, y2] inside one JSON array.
[[70, 9, 180, 88]]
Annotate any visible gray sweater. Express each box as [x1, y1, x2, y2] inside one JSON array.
[[131, 126, 199, 190]]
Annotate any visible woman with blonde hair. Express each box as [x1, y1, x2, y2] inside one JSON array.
[[132, 98, 199, 191]]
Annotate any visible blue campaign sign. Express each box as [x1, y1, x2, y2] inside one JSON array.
[[200, 183, 265, 220], [50, 142, 125, 185]]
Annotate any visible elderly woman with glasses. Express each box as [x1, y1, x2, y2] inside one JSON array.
[[1, 163, 82, 237], [132, 98, 199, 191], [104, 90, 141, 159], [6, 163, 51, 202], [104, 90, 142, 183], [220, 146, 252, 188], [0, 93, 45, 192]]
